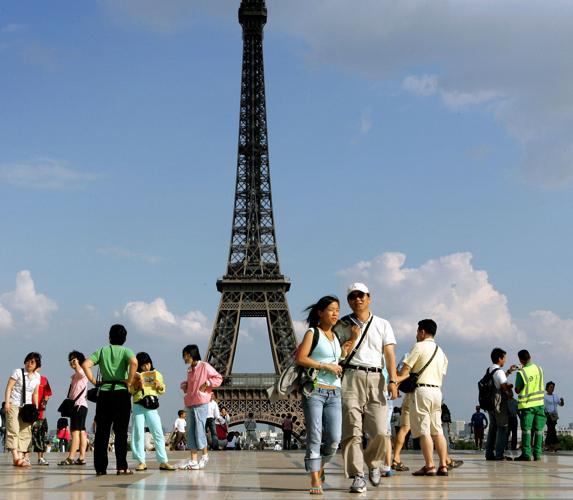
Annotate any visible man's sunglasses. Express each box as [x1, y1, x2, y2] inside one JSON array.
[[348, 291, 367, 300]]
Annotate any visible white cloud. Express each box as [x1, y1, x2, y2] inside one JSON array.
[[122, 297, 210, 340], [526, 310, 573, 351], [402, 74, 438, 97], [97, 246, 162, 264], [0, 270, 58, 330], [339, 252, 520, 343], [0, 304, 13, 331], [271, 0, 573, 187], [0, 159, 97, 189]]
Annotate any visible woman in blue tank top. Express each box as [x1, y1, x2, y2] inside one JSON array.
[[296, 295, 344, 495]]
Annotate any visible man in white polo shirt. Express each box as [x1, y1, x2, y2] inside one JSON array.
[[335, 283, 398, 494], [397, 319, 449, 476]]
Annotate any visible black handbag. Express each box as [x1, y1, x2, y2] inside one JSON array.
[[58, 384, 85, 417], [20, 368, 39, 424], [136, 394, 160, 410], [399, 345, 439, 393], [87, 369, 101, 403]]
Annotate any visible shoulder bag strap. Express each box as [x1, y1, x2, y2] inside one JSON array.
[[21, 368, 26, 407], [415, 344, 439, 376], [341, 316, 373, 368]]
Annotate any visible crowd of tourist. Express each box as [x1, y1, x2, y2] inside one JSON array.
[[0, 281, 566, 495]]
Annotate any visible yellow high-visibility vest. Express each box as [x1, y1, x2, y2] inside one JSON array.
[[517, 363, 544, 410]]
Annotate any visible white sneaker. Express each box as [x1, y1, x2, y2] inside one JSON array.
[[201, 455, 209, 465], [178, 460, 198, 470], [190, 461, 202, 470]]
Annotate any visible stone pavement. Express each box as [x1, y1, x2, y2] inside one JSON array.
[[1, 450, 573, 499]]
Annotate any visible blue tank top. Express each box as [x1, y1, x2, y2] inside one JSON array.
[[308, 328, 342, 388]]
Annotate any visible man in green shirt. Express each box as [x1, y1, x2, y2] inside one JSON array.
[[514, 349, 546, 461], [83, 324, 137, 475]]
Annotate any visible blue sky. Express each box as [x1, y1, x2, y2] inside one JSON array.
[[1, 0, 572, 428]]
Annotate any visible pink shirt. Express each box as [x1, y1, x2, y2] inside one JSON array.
[[181, 361, 222, 407], [69, 371, 88, 408]]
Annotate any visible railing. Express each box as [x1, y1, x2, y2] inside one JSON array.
[[220, 373, 278, 388]]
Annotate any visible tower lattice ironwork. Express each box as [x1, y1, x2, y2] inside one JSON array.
[[206, 0, 303, 438]]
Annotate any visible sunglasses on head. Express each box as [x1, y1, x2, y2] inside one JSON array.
[[348, 291, 366, 300]]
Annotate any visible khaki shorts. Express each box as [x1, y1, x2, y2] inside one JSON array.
[[410, 387, 443, 438], [400, 393, 411, 428]]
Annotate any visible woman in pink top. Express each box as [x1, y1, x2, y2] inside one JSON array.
[[58, 351, 89, 466], [178, 344, 222, 470]]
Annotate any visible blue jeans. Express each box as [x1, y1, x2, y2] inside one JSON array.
[[486, 407, 508, 459], [302, 387, 342, 472], [131, 404, 168, 465], [186, 404, 209, 451]]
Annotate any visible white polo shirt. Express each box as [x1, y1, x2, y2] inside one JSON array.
[[337, 313, 396, 369]]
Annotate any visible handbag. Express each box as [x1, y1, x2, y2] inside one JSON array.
[[136, 394, 160, 410], [58, 384, 85, 417], [87, 369, 101, 403], [20, 368, 39, 424], [399, 345, 439, 393]]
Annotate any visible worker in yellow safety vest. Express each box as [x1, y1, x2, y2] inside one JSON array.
[[514, 349, 546, 461]]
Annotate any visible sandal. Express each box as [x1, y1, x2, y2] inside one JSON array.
[[117, 469, 134, 475], [58, 458, 75, 466], [392, 460, 409, 472], [437, 466, 449, 476], [412, 465, 437, 476], [12, 458, 27, 467], [74, 459, 86, 465], [309, 486, 323, 495]]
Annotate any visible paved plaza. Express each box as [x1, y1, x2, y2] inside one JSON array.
[[1, 450, 573, 499]]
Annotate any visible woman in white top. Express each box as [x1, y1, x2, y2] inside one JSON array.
[[296, 295, 349, 495], [3, 352, 42, 467], [544, 381, 565, 452]]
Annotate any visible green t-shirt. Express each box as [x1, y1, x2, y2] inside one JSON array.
[[89, 345, 135, 391]]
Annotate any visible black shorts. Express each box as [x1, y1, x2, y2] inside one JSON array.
[[70, 405, 88, 431]]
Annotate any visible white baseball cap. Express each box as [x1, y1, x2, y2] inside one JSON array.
[[347, 282, 369, 296]]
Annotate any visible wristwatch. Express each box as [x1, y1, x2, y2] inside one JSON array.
[[388, 380, 397, 385]]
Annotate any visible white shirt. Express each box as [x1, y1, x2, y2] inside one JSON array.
[[544, 393, 562, 414], [173, 417, 186, 433], [488, 364, 507, 389], [9, 369, 41, 406], [338, 314, 396, 369], [207, 400, 220, 420]]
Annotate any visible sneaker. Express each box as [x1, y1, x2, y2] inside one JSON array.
[[178, 460, 198, 470], [190, 461, 202, 470], [381, 468, 395, 477], [38, 458, 49, 466], [514, 455, 531, 462], [201, 455, 209, 465], [368, 467, 381, 486], [159, 463, 176, 471], [135, 463, 147, 471], [350, 475, 367, 493]]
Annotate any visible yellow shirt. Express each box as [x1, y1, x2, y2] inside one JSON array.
[[130, 370, 166, 403], [403, 339, 448, 387]]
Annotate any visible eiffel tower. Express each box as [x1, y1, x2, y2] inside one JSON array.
[[206, 0, 304, 438]]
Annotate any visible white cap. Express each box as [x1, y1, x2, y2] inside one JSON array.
[[347, 282, 369, 296]]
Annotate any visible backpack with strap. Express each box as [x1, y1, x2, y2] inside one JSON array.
[[478, 367, 500, 411], [267, 327, 336, 401]]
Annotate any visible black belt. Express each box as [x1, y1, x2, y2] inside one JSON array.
[[345, 365, 382, 373], [416, 384, 439, 388]]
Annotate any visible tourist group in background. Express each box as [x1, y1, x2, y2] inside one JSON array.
[[0, 281, 566, 495]]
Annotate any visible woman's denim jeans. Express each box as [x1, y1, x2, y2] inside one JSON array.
[[302, 387, 342, 472], [186, 403, 209, 451]]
